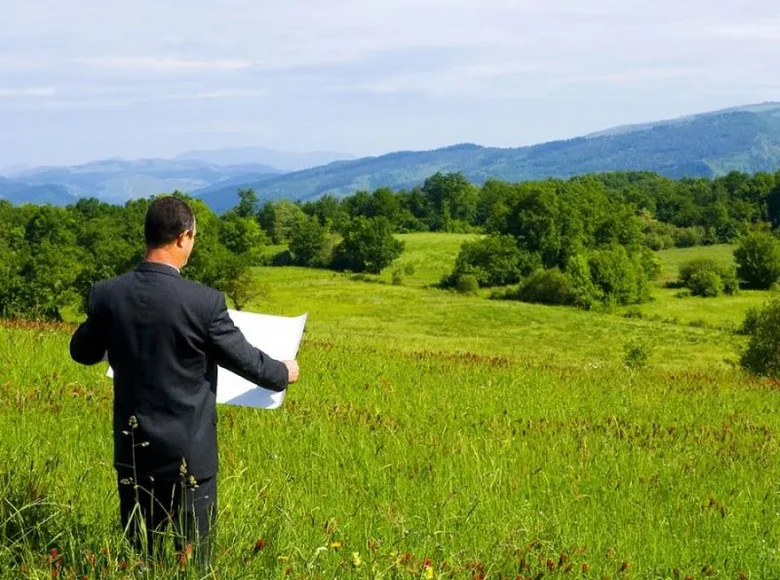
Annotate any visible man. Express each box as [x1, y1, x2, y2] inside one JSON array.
[[69, 196, 299, 570]]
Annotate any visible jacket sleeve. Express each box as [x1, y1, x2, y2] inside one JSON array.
[[206, 292, 289, 392], [69, 285, 108, 366]]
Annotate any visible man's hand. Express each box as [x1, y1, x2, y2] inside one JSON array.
[[284, 360, 300, 383]]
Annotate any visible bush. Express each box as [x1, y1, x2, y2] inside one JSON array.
[[673, 226, 705, 248], [624, 339, 652, 369], [739, 306, 761, 336], [455, 274, 479, 295], [687, 269, 724, 297], [587, 246, 650, 306], [678, 257, 738, 297], [445, 234, 533, 288], [740, 298, 780, 377], [330, 216, 404, 274], [734, 230, 780, 290], [511, 269, 575, 306]]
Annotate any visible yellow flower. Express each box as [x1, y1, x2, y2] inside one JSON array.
[[424, 565, 435, 580], [329, 541, 342, 550], [351, 552, 361, 568]]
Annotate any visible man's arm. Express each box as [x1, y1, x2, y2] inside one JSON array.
[[70, 285, 107, 365], [207, 292, 292, 392]]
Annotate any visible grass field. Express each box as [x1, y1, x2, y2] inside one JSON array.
[[2, 236, 780, 579]]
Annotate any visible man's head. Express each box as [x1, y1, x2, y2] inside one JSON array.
[[144, 196, 197, 269]]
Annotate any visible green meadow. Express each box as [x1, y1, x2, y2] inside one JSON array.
[[2, 234, 780, 579]]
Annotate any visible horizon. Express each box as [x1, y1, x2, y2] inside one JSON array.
[[2, 0, 780, 167]]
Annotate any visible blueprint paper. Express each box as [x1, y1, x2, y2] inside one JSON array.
[[106, 310, 306, 409]]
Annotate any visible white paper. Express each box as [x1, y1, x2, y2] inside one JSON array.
[[107, 310, 307, 409]]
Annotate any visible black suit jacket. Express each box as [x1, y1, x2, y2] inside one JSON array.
[[70, 261, 288, 480]]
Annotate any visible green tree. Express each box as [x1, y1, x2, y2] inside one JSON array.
[[219, 212, 268, 259], [331, 217, 404, 274], [258, 200, 307, 244], [734, 229, 780, 289], [235, 188, 259, 219], [422, 172, 479, 231], [289, 216, 330, 267], [741, 298, 780, 377], [447, 235, 531, 287]]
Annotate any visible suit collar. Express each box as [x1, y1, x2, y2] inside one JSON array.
[[136, 261, 182, 277]]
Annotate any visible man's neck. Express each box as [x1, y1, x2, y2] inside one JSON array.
[[145, 249, 181, 272]]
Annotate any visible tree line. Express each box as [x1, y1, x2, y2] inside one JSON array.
[[3, 169, 780, 320]]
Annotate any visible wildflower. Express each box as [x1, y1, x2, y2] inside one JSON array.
[[329, 541, 342, 550], [352, 552, 361, 568], [254, 539, 265, 551], [423, 560, 434, 580]]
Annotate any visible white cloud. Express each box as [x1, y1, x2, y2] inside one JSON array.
[[72, 57, 254, 72], [0, 87, 57, 98], [5, 87, 267, 110], [707, 18, 780, 40]]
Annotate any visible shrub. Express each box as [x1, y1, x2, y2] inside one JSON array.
[[678, 257, 738, 297], [446, 234, 531, 288], [455, 274, 479, 295], [739, 307, 761, 336], [673, 226, 705, 248], [624, 339, 652, 369], [734, 230, 780, 290], [687, 269, 724, 297], [587, 246, 649, 306], [740, 298, 780, 377], [391, 267, 405, 286], [512, 269, 575, 306]]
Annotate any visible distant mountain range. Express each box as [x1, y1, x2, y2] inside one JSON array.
[[198, 102, 780, 212], [0, 158, 282, 206], [3, 102, 780, 212], [174, 147, 356, 171]]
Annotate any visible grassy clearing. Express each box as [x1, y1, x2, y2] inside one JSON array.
[[617, 244, 774, 331], [3, 239, 780, 579]]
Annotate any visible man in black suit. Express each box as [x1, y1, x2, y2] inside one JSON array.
[[69, 196, 299, 571]]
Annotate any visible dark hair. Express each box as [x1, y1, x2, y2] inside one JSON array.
[[144, 196, 195, 248]]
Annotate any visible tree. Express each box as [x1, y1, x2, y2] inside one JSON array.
[[289, 216, 329, 267], [235, 188, 259, 219], [258, 200, 307, 244], [217, 261, 266, 311], [446, 235, 530, 287], [422, 172, 479, 231], [741, 298, 780, 377], [219, 212, 268, 258], [331, 217, 404, 274], [734, 229, 780, 289], [586, 245, 649, 306]]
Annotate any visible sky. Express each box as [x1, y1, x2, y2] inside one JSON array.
[[1, 0, 779, 167]]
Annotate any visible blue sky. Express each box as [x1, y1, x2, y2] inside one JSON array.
[[1, 0, 779, 166]]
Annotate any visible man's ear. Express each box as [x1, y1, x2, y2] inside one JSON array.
[[176, 231, 188, 248]]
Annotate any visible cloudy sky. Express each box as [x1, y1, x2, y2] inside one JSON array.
[[1, 0, 779, 166]]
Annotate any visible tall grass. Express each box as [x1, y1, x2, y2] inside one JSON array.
[[2, 241, 780, 578]]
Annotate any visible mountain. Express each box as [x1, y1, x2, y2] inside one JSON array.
[[174, 147, 356, 171], [6, 158, 282, 203], [197, 103, 780, 212], [0, 177, 77, 206]]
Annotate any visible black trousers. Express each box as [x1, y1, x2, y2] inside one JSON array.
[[117, 471, 217, 571]]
